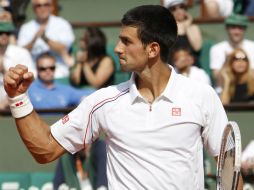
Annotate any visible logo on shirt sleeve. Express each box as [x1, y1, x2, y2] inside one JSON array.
[[172, 107, 181, 116], [62, 115, 69, 124]]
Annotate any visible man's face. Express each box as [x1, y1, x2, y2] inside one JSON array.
[[172, 50, 193, 72], [114, 26, 149, 72], [226, 25, 246, 44], [32, 0, 52, 21], [0, 31, 10, 47], [37, 56, 55, 84]]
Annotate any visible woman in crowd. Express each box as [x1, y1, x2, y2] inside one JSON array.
[[70, 27, 115, 89], [220, 48, 254, 105], [164, 0, 202, 53]]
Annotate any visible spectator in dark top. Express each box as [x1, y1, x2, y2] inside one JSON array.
[[220, 48, 254, 105], [163, 0, 202, 66], [70, 27, 115, 89]]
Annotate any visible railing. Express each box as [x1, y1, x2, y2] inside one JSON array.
[[69, 15, 254, 30], [1, 103, 254, 116]]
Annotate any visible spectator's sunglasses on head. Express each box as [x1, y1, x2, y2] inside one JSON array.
[[33, 2, 51, 9], [234, 51, 248, 61], [0, 31, 11, 36], [233, 52, 248, 61], [38, 66, 56, 72], [169, 3, 187, 12]]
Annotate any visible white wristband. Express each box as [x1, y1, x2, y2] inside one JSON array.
[[8, 93, 33, 118]]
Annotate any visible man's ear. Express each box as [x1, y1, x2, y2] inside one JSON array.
[[148, 42, 160, 58]]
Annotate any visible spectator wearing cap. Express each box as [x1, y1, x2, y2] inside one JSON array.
[[163, 0, 202, 66], [0, 20, 35, 110], [17, 0, 75, 79], [209, 13, 254, 91]]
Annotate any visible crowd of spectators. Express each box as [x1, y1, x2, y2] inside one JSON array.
[[1, 0, 254, 189]]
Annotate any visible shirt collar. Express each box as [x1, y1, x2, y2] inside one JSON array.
[[161, 65, 178, 103], [129, 72, 142, 104], [128, 64, 179, 104], [4, 44, 11, 58]]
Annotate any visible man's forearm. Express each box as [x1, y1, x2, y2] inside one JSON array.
[[16, 110, 66, 163]]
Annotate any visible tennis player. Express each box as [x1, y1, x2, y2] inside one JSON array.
[[3, 5, 242, 190]]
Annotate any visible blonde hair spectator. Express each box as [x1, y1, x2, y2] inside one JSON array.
[[220, 48, 254, 105]]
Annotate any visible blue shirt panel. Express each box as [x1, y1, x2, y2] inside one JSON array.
[[28, 79, 95, 109]]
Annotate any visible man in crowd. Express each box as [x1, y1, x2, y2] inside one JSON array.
[[17, 0, 75, 79], [28, 51, 94, 109], [0, 20, 34, 110], [172, 46, 211, 85]]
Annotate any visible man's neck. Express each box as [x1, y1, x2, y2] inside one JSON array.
[[229, 40, 243, 49], [136, 63, 171, 103], [39, 78, 55, 89], [0, 45, 8, 55], [36, 17, 49, 25]]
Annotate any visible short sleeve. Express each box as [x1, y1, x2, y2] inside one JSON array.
[[201, 86, 228, 157], [51, 97, 100, 154]]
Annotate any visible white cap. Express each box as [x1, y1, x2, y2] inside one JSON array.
[[163, 0, 186, 8]]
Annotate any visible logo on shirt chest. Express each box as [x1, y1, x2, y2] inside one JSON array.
[[172, 107, 181, 116]]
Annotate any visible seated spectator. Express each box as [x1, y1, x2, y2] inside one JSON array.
[[0, 20, 34, 110], [203, 0, 234, 18], [0, 84, 8, 110], [219, 48, 254, 105], [17, 0, 75, 79], [70, 27, 115, 89], [0, 22, 33, 72], [209, 14, 254, 91], [53, 139, 108, 190], [163, 0, 202, 61], [0, 0, 12, 22], [244, 0, 254, 16], [28, 52, 95, 109], [241, 140, 254, 175], [172, 46, 211, 85]]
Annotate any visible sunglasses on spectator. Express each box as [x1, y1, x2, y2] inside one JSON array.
[[169, 4, 187, 12], [38, 66, 56, 72], [33, 2, 51, 9], [0, 31, 11, 35], [233, 57, 248, 61], [233, 52, 248, 61]]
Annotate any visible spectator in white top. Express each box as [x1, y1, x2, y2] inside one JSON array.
[[172, 46, 211, 85], [241, 140, 254, 175], [203, 0, 234, 18], [0, 20, 34, 110], [209, 13, 254, 90], [17, 0, 75, 79]]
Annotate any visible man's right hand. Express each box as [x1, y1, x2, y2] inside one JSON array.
[[3, 64, 34, 98]]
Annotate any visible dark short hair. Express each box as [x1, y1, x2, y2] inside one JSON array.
[[121, 5, 178, 63], [172, 45, 193, 56], [36, 51, 56, 64], [82, 27, 107, 61]]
